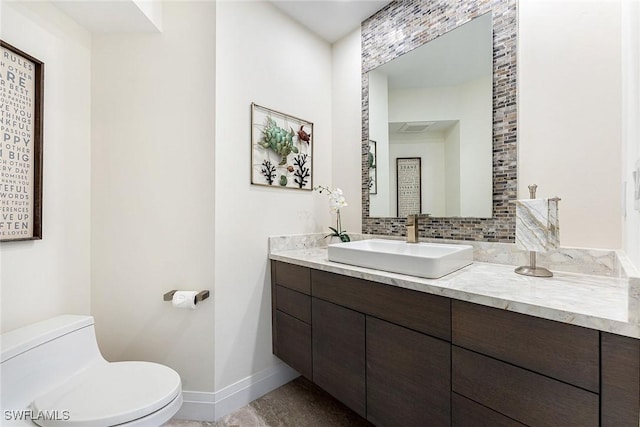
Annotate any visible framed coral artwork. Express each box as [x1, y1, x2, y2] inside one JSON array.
[[251, 103, 313, 190]]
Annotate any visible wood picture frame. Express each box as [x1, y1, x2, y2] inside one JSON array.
[[250, 103, 313, 190], [396, 157, 421, 217], [0, 41, 44, 242]]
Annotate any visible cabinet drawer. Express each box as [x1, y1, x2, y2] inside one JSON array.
[[273, 261, 310, 294], [275, 310, 312, 379], [311, 270, 450, 340], [452, 346, 599, 427], [276, 285, 311, 323], [452, 393, 525, 427], [452, 300, 599, 392]]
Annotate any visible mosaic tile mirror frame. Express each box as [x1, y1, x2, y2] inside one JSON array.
[[361, 0, 517, 242]]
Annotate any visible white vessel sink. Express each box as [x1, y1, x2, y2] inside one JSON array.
[[327, 239, 473, 279]]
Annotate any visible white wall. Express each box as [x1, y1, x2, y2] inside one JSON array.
[[622, 0, 640, 269], [331, 28, 362, 233], [133, 0, 163, 31], [519, 0, 622, 249], [388, 77, 492, 217], [214, 0, 331, 393], [0, 1, 91, 333], [458, 78, 492, 217], [368, 69, 390, 216], [91, 1, 216, 394], [444, 123, 461, 216]]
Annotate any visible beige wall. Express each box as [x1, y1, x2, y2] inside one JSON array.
[[519, 0, 622, 249], [214, 0, 332, 391], [0, 1, 91, 333], [91, 1, 216, 392]]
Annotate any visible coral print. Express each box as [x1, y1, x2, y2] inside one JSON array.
[[251, 103, 313, 190]]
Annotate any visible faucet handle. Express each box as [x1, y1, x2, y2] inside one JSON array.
[[407, 213, 430, 221]]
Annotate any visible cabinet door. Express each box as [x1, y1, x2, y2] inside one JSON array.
[[275, 311, 312, 379], [367, 317, 450, 427], [312, 297, 366, 418], [601, 332, 640, 426]]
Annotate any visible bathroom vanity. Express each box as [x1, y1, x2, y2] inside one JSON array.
[[269, 244, 640, 427]]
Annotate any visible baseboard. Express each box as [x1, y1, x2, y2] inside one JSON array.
[[173, 361, 299, 422], [173, 390, 215, 422]]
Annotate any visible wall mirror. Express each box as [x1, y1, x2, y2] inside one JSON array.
[[368, 13, 493, 218], [361, 0, 517, 242]]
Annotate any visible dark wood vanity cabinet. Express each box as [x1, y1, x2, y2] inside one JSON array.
[[311, 269, 452, 425], [450, 300, 640, 427], [271, 261, 312, 379], [270, 260, 640, 427], [272, 262, 451, 426], [452, 300, 600, 426]]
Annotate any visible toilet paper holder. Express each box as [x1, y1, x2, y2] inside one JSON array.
[[163, 290, 210, 304]]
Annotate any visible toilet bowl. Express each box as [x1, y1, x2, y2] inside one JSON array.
[[0, 315, 183, 426]]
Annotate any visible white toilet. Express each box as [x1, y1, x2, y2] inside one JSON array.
[[0, 315, 182, 426]]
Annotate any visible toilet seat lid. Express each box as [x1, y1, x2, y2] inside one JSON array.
[[31, 361, 181, 427]]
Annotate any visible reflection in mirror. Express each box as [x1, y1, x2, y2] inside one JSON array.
[[368, 13, 493, 218]]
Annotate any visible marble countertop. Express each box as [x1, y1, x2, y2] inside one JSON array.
[[270, 246, 640, 339]]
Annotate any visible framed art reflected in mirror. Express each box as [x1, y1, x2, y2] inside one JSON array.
[[396, 157, 421, 217], [368, 140, 377, 194]]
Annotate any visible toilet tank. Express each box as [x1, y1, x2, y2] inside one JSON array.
[[1, 315, 106, 416]]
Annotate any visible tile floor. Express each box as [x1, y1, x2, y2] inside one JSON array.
[[164, 377, 372, 427]]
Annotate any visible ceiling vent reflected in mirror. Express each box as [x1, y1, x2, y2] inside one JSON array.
[[398, 122, 435, 133]]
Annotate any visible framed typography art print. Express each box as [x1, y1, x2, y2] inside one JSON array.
[[396, 157, 421, 217], [0, 41, 44, 241]]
